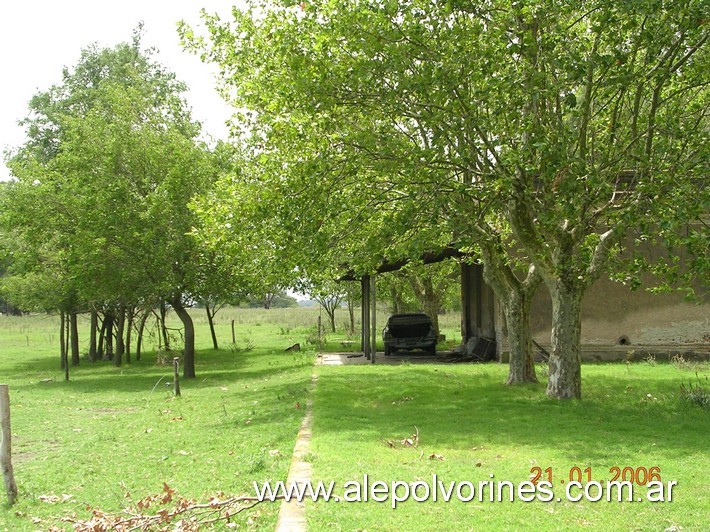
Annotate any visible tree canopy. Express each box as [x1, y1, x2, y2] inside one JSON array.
[[2, 31, 218, 377], [184, 0, 709, 398]]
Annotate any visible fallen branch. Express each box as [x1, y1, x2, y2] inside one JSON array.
[[60, 484, 283, 531]]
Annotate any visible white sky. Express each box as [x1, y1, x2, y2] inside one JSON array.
[[0, 1, 240, 181]]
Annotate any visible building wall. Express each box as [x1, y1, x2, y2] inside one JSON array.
[[529, 275, 709, 355], [463, 239, 708, 361]]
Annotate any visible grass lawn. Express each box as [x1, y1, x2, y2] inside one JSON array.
[[0, 308, 318, 531], [1, 307, 708, 531], [307, 361, 709, 531]]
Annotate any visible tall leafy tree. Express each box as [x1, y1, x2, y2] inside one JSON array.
[[182, 0, 543, 385], [186, 0, 708, 398], [4, 30, 216, 378]]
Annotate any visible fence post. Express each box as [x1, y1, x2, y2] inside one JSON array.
[[172, 358, 181, 398], [0, 384, 18, 505], [231, 320, 236, 345]]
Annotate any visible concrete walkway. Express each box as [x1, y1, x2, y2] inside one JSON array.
[[275, 374, 317, 531], [316, 351, 442, 365]]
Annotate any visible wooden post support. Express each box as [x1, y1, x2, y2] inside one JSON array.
[[172, 358, 181, 398], [317, 315, 322, 342], [0, 384, 18, 505], [231, 320, 236, 345], [361, 276, 371, 359], [370, 275, 377, 364]]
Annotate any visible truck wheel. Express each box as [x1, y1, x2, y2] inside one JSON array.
[[428, 344, 437, 356], [384, 345, 391, 356]]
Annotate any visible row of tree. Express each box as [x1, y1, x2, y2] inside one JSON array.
[[0, 29, 439, 376], [0, 30, 295, 378], [181, 0, 708, 399], [1, 3, 707, 400]]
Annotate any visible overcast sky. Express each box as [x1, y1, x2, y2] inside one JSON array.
[[0, 1, 240, 181]]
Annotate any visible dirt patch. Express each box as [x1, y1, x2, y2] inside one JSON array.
[[12, 440, 61, 464]]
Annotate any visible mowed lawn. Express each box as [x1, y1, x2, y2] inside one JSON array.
[[307, 362, 709, 531], [1, 308, 708, 531], [0, 308, 318, 531]]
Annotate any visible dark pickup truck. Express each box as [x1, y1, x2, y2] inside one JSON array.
[[382, 313, 438, 356]]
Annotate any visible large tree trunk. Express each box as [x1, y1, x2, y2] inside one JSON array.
[[125, 306, 135, 364], [103, 311, 115, 360], [503, 290, 537, 385], [114, 306, 126, 367], [70, 312, 80, 366], [206, 304, 219, 350], [477, 239, 540, 385], [389, 285, 405, 314], [88, 309, 98, 362], [65, 318, 70, 380], [422, 281, 440, 339], [97, 314, 106, 359], [546, 283, 583, 399], [409, 275, 441, 338], [60, 311, 66, 370], [507, 184, 619, 399], [327, 307, 336, 333], [136, 309, 150, 362], [159, 302, 170, 350], [88, 310, 97, 361], [172, 295, 196, 379], [60, 312, 69, 381]]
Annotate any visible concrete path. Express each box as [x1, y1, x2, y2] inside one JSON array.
[[316, 352, 441, 365], [275, 374, 317, 531], [275, 353, 441, 530]]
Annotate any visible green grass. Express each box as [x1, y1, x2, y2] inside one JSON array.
[[1, 308, 707, 531], [0, 309, 316, 531], [307, 362, 710, 531]]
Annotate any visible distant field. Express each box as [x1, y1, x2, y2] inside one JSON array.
[[1, 308, 708, 531]]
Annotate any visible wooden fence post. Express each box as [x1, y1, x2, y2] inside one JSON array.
[[231, 320, 236, 345], [0, 384, 18, 505], [172, 358, 181, 398]]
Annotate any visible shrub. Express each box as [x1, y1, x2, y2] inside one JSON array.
[[230, 339, 255, 353], [679, 374, 710, 409]]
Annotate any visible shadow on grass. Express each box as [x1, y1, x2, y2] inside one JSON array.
[[9, 348, 313, 394], [311, 365, 710, 462]]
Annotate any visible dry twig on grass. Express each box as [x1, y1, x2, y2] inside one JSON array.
[[57, 483, 282, 531]]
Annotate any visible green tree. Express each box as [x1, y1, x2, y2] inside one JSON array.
[[182, 0, 542, 385], [310, 280, 346, 333], [190, 154, 313, 313], [186, 0, 708, 398], [378, 261, 460, 339], [483, 1, 708, 398], [4, 31, 216, 378], [411, 261, 460, 338]]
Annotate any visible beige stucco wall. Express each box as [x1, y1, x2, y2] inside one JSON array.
[[530, 275, 709, 349]]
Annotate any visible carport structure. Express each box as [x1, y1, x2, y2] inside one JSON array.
[[340, 246, 500, 363]]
